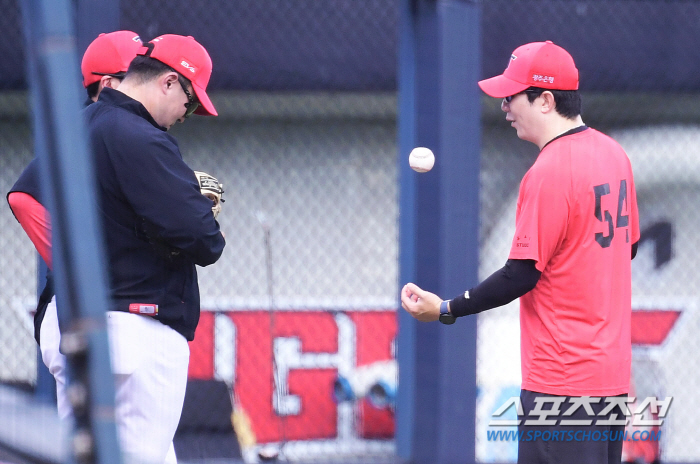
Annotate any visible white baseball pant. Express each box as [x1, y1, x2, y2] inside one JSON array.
[[40, 300, 188, 464]]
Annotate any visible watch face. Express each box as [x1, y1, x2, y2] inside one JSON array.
[[439, 313, 456, 325]]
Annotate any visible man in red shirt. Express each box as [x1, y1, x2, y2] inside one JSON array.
[[401, 41, 640, 464]]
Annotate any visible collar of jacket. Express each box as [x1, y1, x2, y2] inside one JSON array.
[[96, 87, 167, 132]]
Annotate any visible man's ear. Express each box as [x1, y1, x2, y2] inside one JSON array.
[[162, 72, 179, 93], [540, 91, 556, 114], [100, 75, 119, 90]]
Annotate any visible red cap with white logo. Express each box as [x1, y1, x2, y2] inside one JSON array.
[[138, 34, 218, 116], [81, 31, 142, 88], [478, 41, 579, 98]]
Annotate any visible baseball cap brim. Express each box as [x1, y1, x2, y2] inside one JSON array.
[[477, 74, 530, 99], [192, 83, 217, 116]]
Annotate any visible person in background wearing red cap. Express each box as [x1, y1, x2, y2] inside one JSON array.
[[82, 30, 144, 103], [401, 41, 640, 464], [82, 34, 224, 463], [7, 29, 142, 418]]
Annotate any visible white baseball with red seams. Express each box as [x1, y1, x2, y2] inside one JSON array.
[[409, 147, 435, 173]]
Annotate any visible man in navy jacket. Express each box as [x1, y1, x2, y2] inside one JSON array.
[[83, 34, 224, 463], [10, 32, 222, 463], [86, 37, 224, 341]]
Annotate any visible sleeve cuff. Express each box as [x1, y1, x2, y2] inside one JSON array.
[[449, 290, 472, 318]]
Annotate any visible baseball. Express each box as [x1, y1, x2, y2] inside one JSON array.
[[409, 147, 435, 173]]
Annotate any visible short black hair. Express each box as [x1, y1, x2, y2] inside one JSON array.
[[86, 72, 126, 100], [125, 55, 192, 87], [86, 81, 100, 100], [526, 87, 581, 120]]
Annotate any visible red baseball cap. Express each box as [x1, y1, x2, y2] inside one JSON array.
[[478, 41, 579, 98], [81, 31, 142, 88], [138, 34, 218, 117]]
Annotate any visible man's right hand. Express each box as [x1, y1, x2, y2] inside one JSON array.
[[401, 283, 442, 322]]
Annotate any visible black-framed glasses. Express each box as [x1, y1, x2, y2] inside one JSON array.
[[503, 89, 542, 104], [177, 76, 199, 118]]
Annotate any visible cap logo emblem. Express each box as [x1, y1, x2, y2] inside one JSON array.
[[181, 60, 196, 73], [532, 74, 554, 84]]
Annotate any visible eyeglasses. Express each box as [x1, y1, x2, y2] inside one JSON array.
[[177, 77, 199, 118], [503, 89, 542, 104]]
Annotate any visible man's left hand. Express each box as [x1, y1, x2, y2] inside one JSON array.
[[194, 171, 225, 218]]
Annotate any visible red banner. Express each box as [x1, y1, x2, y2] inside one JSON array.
[[188, 310, 396, 442]]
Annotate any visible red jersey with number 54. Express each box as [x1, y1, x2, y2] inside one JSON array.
[[509, 127, 640, 397]]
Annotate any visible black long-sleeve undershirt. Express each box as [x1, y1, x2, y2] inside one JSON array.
[[449, 259, 541, 318], [449, 241, 638, 318]]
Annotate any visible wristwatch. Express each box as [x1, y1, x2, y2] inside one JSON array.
[[439, 300, 456, 325]]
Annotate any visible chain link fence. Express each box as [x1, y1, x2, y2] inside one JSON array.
[[1, 1, 699, 463], [0, 94, 36, 386], [172, 95, 398, 461]]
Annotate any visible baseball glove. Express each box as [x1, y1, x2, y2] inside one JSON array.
[[194, 171, 225, 218]]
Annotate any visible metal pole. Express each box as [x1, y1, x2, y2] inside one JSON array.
[[396, 0, 418, 459], [20, 0, 121, 462], [397, 1, 481, 462]]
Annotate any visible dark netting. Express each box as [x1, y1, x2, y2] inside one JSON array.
[[0, 2, 25, 90], [121, 0, 398, 91]]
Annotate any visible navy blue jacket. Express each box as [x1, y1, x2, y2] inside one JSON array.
[[84, 88, 225, 340], [9, 158, 43, 203]]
